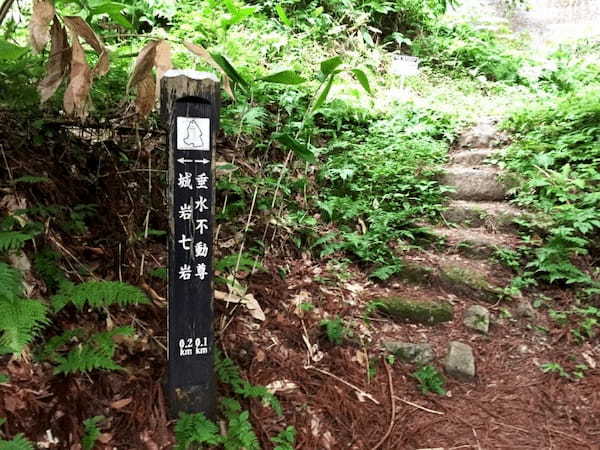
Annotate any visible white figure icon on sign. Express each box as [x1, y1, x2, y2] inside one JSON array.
[[183, 120, 204, 149], [177, 117, 210, 151]]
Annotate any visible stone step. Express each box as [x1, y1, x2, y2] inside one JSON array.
[[456, 119, 508, 149], [442, 200, 524, 232], [442, 167, 508, 201], [433, 226, 521, 259], [398, 252, 512, 303], [449, 149, 498, 166]]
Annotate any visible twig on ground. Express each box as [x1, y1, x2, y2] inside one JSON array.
[[394, 397, 445, 415], [305, 366, 380, 405], [491, 420, 529, 434], [545, 427, 585, 443], [372, 359, 395, 450]]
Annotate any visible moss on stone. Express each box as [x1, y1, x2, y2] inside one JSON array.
[[373, 297, 453, 325], [440, 265, 502, 302]]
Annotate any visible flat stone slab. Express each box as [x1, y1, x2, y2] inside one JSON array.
[[442, 200, 523, 232], [457, 120, 501, 149], [373, 297, 453, 325], [444, 341, 476, 380], [383, 342, 434, 365], [434, 227, 520, 259], [442, 167, 508, 201], [463, 305, 490, 333], [450, 149, 498, 166]]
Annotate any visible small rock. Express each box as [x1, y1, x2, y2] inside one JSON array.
[[444, 341, 475, 380], [517, 344, 530, 354], [515, 299, 535, 318], [383, 342, 434, 365], [463, 305, 490, 334]]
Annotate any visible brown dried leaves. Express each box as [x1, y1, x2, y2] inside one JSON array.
[[63, 36, 92, 119], [38, 17, 70, 103], [36, 14, 110, 118], [128, 39, 173, 119], [63, 16, 109, 76], [29, 0, 54, 53]]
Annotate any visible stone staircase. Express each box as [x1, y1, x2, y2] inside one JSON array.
[[439, 119, 523, 240], [395, 119, 525, 303]]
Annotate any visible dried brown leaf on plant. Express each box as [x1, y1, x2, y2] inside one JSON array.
[[29, 0, 55, 53], [183, 41, 234, 99], [63, 36, 92, 119], [38, 17, 71, 103], [128, 40, 159, 92], [154, 40, 172, 88], [63, 16, 109, 76], [135, 74, 156, 119]]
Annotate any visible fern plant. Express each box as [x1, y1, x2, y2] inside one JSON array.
[[41, 327, 134, 374], [0, 263, 48, 355], [52, 280, 149, 312], [215, 350, 282, 415], [0, 434, 34, 450], [82, 416, 104, 450]]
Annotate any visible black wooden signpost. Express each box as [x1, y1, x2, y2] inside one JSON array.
[[161, 70, 220, 417]]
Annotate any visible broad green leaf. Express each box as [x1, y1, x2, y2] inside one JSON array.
[[89, 2, 133, 29], [210, 53, 249, 89], [259, 70, 305, 85], [275, 5, 291, 26], [351, 69, 372, 95], [311, 74, 336, 113], [320, 56, 343, 76], [0, 40, 27, 60], [275, 133, 315, 162]]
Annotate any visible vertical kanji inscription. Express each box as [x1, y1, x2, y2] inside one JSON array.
[[162, 72, 220, 418]]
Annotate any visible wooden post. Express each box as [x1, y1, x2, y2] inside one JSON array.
[[161, 70, 220, 418]]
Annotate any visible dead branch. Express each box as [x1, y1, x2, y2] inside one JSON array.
[[372, 360, 396, 450]]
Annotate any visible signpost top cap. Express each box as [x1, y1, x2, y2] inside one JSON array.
[[164, 69, 219, 82]]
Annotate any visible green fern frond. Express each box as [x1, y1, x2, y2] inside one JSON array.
[[52, 327, 133, 374], [174, 413, 222, 450], [0, 262, 23, 301], [0, 231, 33, 253], [0, 433, 34, 450], [52, 280, 149, 312], [38, 329, 84, 361], [215, 350, 282, 415], [224, 410, 260, 450], [0, 298, 48, 355], [82, 416, 104, 450]]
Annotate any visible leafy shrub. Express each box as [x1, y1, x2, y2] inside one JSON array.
[[253, 0, 454, 40], [501, 88, 600, 284], [413, 22, 525, 83], [317, 105, 456, 273]]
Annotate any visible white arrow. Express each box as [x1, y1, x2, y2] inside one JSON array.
[[177, 157, 210, 165]]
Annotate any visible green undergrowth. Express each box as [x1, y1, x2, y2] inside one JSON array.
[[174, 350, 295, 450], [414, 20, 526, 83], [500, 87, 600, 287], [316, 104, 457, 277]]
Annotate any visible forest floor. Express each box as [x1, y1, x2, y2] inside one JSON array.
[[1, 0, 600, 449], [1, 105, 599, 449]]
